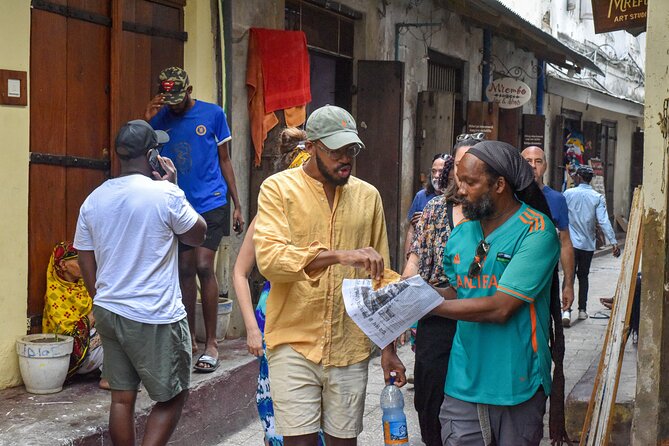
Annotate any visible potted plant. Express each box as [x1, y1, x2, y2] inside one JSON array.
[[16, 328, 74, 394]]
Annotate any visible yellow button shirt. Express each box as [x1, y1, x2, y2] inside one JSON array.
[[253, 166, 390, 366]]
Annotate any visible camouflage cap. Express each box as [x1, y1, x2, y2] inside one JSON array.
[[158, 67, 190, 105]]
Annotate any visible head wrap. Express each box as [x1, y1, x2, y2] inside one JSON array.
[[467, 140, 535, 192], [52, 241, 78, 279]]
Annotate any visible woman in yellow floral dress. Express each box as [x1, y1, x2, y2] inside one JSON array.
[[42, 241, 108, 388]]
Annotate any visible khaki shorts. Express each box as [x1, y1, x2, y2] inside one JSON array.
[[93, 306, 192, 402], [266, 344, 369, 438]]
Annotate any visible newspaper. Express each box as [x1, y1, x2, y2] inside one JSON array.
[[342, 275, 445, 349]]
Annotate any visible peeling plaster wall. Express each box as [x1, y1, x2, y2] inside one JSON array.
[[224, 0, 285, 337]]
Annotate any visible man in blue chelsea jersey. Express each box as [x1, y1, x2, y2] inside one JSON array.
[[145, 67, 244, 372]]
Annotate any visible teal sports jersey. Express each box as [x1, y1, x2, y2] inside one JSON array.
[[443, 202, 559, 406]]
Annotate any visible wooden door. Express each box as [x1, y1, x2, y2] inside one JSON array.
[[414, 91, 455, 193], [356, 60, 404, 270], [28, 0, 185, 332], [498, 107, 521, 148]]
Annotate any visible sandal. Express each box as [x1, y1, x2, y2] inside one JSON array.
[[194, 354, 220, 373]]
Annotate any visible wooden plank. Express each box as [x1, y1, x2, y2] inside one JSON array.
[[66, 168, 106, 239], [30, 9, 67, 155], [580, 187, 644, 445], [110, 0, 123, 177], [28, 9, 68, 326], [27, 164, 67, 320], [66, 16, 110, 159]]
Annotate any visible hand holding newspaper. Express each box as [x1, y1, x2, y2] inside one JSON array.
[[342, 274, 445, 349]]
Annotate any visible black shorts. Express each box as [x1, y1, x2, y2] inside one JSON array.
[[180, 205, 227, 252]]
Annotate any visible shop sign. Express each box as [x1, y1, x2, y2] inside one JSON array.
[[486, 77, 531, 109], [522, 114, 546, 149], [591, 0, 647, 35]]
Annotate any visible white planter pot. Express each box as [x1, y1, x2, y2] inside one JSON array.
[[16, 334, 74, 394], [194, 297, 233, 343]]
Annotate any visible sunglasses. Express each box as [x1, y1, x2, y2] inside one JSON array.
[[456, 132, 486, 142], [316, 141, 362, 161], [468, 239, 490, 278]]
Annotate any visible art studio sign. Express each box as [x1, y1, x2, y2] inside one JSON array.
[[591, 0, 647, 35], [486, 77, 531, 109]]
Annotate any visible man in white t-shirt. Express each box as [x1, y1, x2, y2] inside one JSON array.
[[74, 120, 206, 445]]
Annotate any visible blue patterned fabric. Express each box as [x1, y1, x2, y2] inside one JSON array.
[[255, 282, 325, 445]]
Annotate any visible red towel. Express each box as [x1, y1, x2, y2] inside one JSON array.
[[251, 28, 311, 114], [247, 30, 279, 167]]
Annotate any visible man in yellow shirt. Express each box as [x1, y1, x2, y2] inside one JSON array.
[[254, 105, 392, 445]]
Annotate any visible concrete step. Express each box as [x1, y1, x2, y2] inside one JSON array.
[[565, 342, 637, 445], [0, 338, 258, 446]]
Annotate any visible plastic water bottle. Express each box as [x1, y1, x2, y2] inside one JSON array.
[[381, 372, 408, 445]]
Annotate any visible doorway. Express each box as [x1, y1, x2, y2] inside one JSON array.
[[28, 0, 186, 331]]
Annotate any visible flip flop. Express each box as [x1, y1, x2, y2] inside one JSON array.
[[590, 311, 610, 320], [194, 354, 219, 373]]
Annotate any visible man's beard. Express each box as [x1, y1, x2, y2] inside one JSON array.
[[315, 153, 351, 186], [462, 192, 496, 220], [431, 176, 441, 193]]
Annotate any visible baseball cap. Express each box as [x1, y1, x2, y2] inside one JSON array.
[[158, 67, 190, 105], [115, 120, 169, 159], [306, 105, 365, 150]]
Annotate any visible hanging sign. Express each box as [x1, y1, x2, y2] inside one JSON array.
[[522, 114, 546, 149], [591, 0, 647, 35], [486, 77, 532, 109]]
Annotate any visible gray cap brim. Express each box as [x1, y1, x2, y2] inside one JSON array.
[[319, 130, 365, 150], [155, 130, 169, 145]]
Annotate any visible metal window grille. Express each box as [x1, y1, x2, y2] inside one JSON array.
[[428, 61, 458, 92]]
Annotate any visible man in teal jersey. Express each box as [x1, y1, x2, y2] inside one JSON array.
[[427, 141, 567, 445]]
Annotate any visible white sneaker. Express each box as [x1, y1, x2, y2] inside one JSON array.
[[578, 310, 589, 320], [562, 310, 571, 328]]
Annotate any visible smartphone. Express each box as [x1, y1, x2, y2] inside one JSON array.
[[148, 148, 167, 177]]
